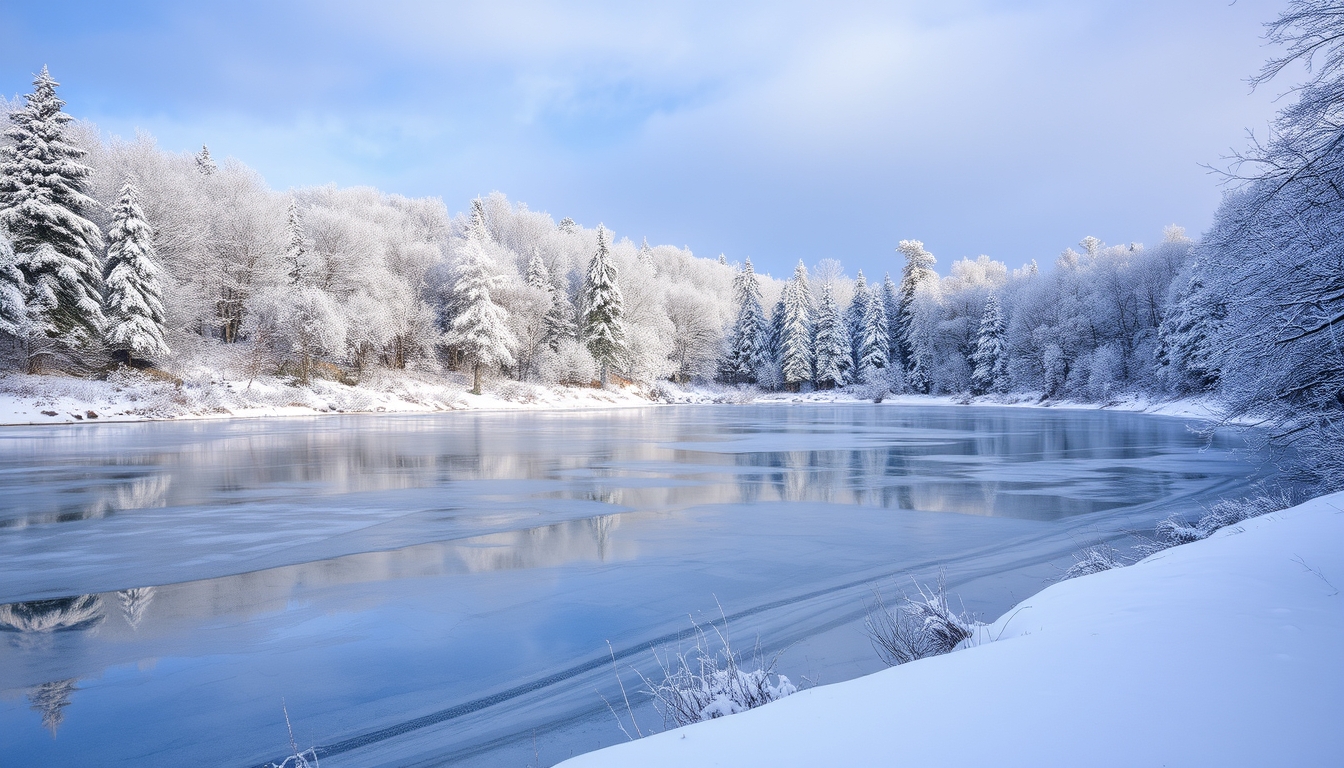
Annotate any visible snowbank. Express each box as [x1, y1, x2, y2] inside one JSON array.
[[559, 492, 1344, 768], [0, 369, 661, 425]]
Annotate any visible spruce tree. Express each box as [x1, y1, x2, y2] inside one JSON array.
[[721, 256, 767, 384], [638, 238, 654, 268], [0, 66, 105, 356], [283, 198, 307, 285], [845, 270, 869, 371], [580, 225, 624, 383], [970, 294, 1008, 395], [0, 225, 27, 339], [896, 240, 937, 393], [881, 273, 901, 366], [527, 249, 575, 351], [446, 231, 516, 394], [813, 284, 851, 388], [780, 261, 814, 390], [196, 144, 216, 175], [1156, 264, 1223, 393], [857, 289, 890, 383], [103, 179, 169, 363]]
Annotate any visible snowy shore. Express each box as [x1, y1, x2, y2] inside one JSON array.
[[558, 491, 1344, 768], [0, 369, 1230, 426]]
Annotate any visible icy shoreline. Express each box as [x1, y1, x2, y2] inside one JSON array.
[[558, 491, 1344, 768], [0, 370, 1231, 427]]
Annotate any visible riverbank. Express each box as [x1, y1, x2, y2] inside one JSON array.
[[557, 491, 1344, 768], [0, 369, 1229, 426]]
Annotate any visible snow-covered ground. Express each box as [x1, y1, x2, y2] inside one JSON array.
[[0, 370, 1234, 427], [559, 492, 1344, 768]]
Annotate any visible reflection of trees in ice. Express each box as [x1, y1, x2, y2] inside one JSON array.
[[118, 586, 155, 629], [0, 595, 105, 636], [28, 678, 78, 737], [589, 513, 618, 561], [86, 473, 173, 517], [458, 514, 625, 572]]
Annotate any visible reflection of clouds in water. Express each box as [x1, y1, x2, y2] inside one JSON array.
[[28, 678, 77, 737], [118, 587, 155, 629]]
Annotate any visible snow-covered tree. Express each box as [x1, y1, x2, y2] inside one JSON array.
[[580, 225, 624, 383], [446, 231, 516, 394], [638, 237, 654, 268], [856, 289, 890, 383], [970, 294, 1008, 394], [721, 256, 768, 384], [779, 261, 814, 390], [813, 284, 851, 388], [881, 273, 901, 368], [282, 198, 307, 285], [195, 144, 216, 175], [897, 240, 938, 392], [102, 179, 169, 363], [845, 270, 870, 371], [0, 225, 27, 341], [0, 66, 105, 361], [1155, 261, 1222, 393]]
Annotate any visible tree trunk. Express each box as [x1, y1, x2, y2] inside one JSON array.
[[472, 361, 482, 395]]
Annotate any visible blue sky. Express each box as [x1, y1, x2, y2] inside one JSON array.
[[1, 0, 1288, 278]]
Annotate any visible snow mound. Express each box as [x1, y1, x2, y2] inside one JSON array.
[[559, 493, 1344, 768]]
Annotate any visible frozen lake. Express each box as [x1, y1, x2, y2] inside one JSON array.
[[0, 405, 1275, 767]]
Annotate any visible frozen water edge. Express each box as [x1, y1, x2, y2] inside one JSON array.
[[0, 370, 1232, 426], [558, 491, 1344, 768]]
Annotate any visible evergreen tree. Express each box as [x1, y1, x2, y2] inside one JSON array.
[[767, 295, 786, 369], [638, 238, 654, 268], [856, 289, 890, 383], [780, 261, 814, 390], [813, 284, 851, 388], [527, 249, 575, 351], [0, 225, 27, 339], [721, 256, 768, 384], [103, 179, 169, 363], [896, 240, 938, 392], [1156, 264, 1223, 393], [283, 199, 307, 285], [446, 231, 516, 394], [558, 217, 577, 234], [0, 67, 105, 356], [970, 294, 1008, 395], [580, 225, 624, 382], [844, 270, 869, 372], [195, 144, 216, 175], [881, 273, 901, 366]]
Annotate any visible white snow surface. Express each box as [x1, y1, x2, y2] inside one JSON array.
[[560, 492, 1344, 768]]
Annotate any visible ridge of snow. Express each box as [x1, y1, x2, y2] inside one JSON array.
[[559, 492, 1344, 768]]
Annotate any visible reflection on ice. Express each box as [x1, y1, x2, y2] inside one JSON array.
[[28, 678, 77, 737], [0, 596, 105, 637]]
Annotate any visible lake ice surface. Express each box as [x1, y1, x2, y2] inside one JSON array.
[[0, 405, 1277, 767]]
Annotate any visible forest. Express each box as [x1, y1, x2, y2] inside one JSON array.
[[1, 5, 1342, 489]]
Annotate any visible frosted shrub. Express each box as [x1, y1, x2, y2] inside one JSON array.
[[643, 618, 796, 729], [1061, 542, 1130, 580], [1141, 489, 1293, 555], [865, 573, 974, 666]]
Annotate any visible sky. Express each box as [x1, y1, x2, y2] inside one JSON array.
[[0, 0, 1293, 279]]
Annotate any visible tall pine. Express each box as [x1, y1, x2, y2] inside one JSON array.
[[0, 66, 105, 357], [283, 198, 307, 285], [103, 179, 169, 363], [446, 226, 516, 394], [581, 225, 624, 383], [196, 144, 216, 175], [856, 289, 890, 383], [881, 273, 901, 369], [779, 261, 814, 390], [844, 270, 869, 372], [970, 294, 1008, 394], [721, 256, 768, 384], [813, 284, 851, 388], [896, 240, 937, 393]]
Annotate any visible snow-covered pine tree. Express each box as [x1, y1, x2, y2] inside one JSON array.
[[195, 144, 216, 175], [881, 272, 901, 367], [638, 238, 654, 268], [767, 295, 786, 372], [558, 217, 577, 235], [103, 179, 169, 364], [580, 225, 624, 383], [970, 294, 1008, 394], [721, 256, 768, 384], [845, 270, 870, 371], [856, 289, 890, 383], [0, 66, 105, 362], [718, 254, 727, 265], [283, 198, 307, 285], [897, 240, 938, 393], [0, 225, 27, 341], [446, 231, 516, 394], [780, 261, 815, 390], [813, 284, 851, 388], [1155, 262, 1223, 393]]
